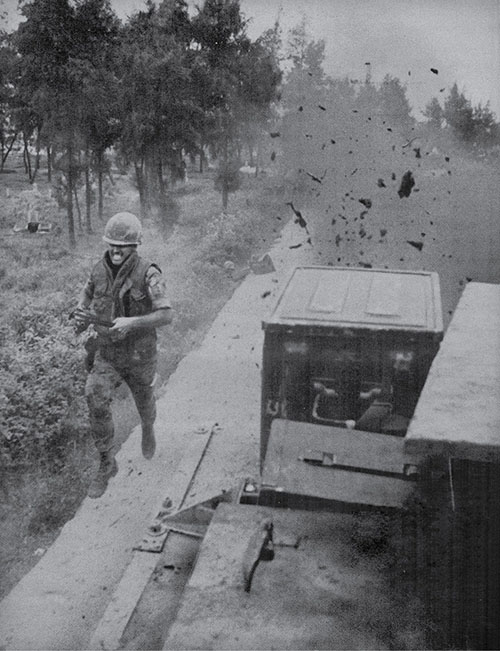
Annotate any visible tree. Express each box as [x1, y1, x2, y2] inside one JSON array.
[[117, 0, 196, 220], [0, 33, 20, 171], [443, 83, 474, 141], [378, 74, 413, 130], [73, 0, 120, 229], [282, 17, 328, 112], [423, 96, 443, 129], [471, 102, 499, 147], [191, 0, 249, 208]]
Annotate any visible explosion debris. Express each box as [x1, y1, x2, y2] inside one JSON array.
[[306, 171, 326, 184], [431, 68, 439, 74], [407, 240, 424, 251], [286, 202, 309, 231], [358, 198, 372, 208], [398, 171, 415, 198]]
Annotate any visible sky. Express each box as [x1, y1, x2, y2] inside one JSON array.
[[1, 0, 499, 119]]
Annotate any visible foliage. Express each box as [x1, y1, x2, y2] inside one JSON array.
[[442, 82, 475, 141], [423, 83, 500, 149], [422, 96, 443, 129], [0, 300, 87, 468], [191, 0, 281, 207]]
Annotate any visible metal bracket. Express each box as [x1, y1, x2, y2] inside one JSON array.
[[300, 449, 419, 480], [134, 491, 234, 552]]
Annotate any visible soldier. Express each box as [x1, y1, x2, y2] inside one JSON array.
[[74, 212, 172, 498]]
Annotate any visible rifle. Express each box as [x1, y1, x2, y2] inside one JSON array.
[[70, 308, 114, 333]]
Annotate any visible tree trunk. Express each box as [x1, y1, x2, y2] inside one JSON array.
[[23, 134, 32, 180], [84, 145, 92, 233], [74, 186, 82, 231], [47, 145, 52, 182], [157, 155, 167, 214], [222, 137, 229, 210], [199, 140, 204, 173], [222, 183, 228, 210], [33, 127, 41, 182], [135, 160, 147, 218], [1, 132, 18, 171], [97, 149, 104, 221], [67, 142, 76, 247]]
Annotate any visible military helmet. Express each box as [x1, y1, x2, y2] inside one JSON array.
[[103, 212, 142, 246]]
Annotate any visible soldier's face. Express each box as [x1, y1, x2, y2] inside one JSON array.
[[108, 244, 135, 266]]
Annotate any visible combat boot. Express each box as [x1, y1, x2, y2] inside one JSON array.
[[141, 422, 156, 459], [87, 451, 118, 499]]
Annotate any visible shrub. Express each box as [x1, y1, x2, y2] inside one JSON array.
[[0, 309, 87, 469]]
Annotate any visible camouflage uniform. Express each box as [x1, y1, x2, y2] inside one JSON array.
[[81, 250, 170, 453]]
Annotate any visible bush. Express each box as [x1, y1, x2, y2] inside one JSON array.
[[200, 209, 260, 266], [0, 309, 87, 469]]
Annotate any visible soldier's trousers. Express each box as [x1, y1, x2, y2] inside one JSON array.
[[85, 349, 157, 453]]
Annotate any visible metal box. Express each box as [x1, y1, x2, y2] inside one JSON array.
[[261, 266, 443, 464]]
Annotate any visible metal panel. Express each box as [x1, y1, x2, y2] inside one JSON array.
[[261, 419, 421, 509], [265, 266, 442, 333]]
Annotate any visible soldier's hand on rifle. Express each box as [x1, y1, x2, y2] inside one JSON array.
[[109, 316, 135, 340], [71, 307, 92, 334]]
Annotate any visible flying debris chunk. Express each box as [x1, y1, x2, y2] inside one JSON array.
[[306, 170, 326, 184], [261, 291, 271, 298], [269, 131, 281, 138], [330, 139, 336, 144], [270, 151, 276, 161], [380, 228, 387, 237], [413, 148, 421, 158], [286, 202, 309, 232], [398, 171, 415, 198], [430, 68, 439, 74], [289, 243, 303, 249], [318, 105, 326, 111], [377, 178, 386, 188], [445, 156, 450, 162], [407, 240, 424, 251], [358, 198, 372, 208], [391, 172, 396, 181]]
